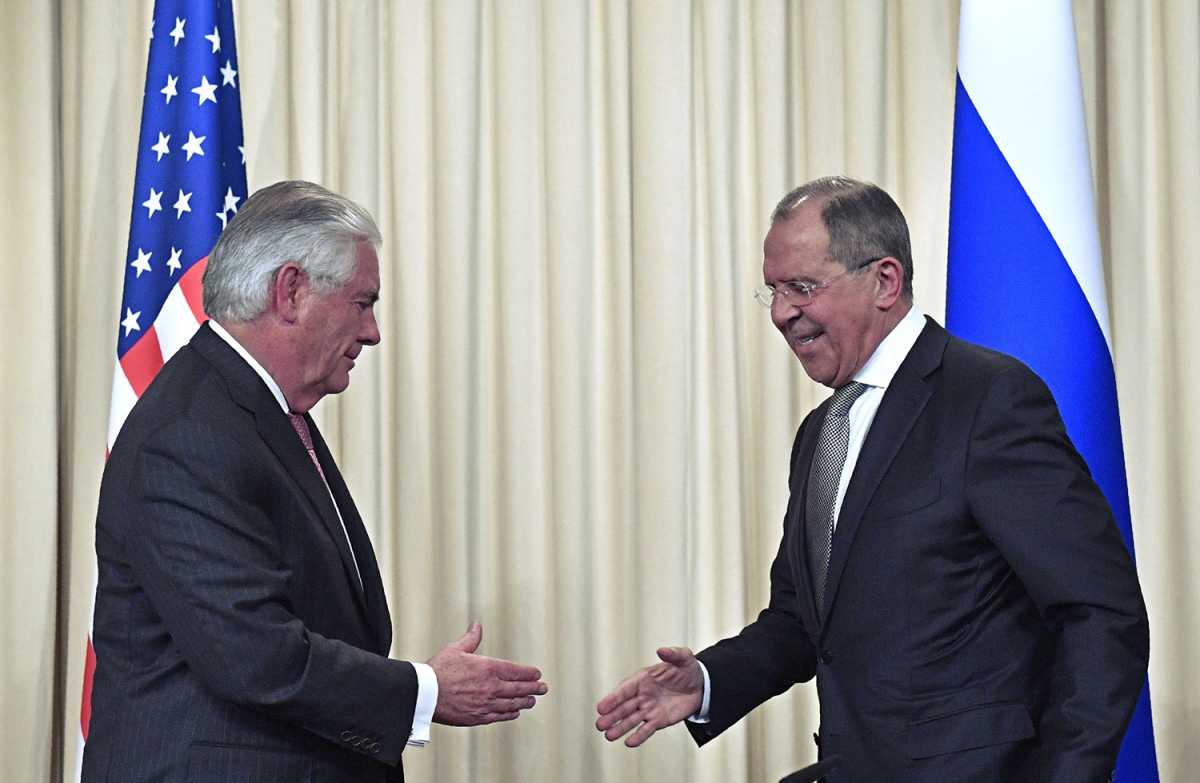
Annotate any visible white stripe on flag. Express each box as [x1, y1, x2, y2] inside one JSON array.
[[107, 366, 139, 452], [155, 284, 203, 361], [957, 0, 1112, 344]]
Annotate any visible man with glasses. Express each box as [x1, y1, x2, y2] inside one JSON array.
[[596, 176, 1148, 781]]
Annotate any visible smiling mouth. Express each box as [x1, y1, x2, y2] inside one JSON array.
[[793, 330, 823, 346]]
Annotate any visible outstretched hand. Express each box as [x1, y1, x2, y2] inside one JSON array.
[[427, 622, 548, 726], [595, 646, 704, 747]]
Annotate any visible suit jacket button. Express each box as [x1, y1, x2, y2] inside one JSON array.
[[820, 650, 834, 664], [370, 742, 381, 754], [340, 730, 354, 742]]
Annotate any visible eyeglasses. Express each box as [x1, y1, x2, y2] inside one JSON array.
[[753, 256, 885, 308]]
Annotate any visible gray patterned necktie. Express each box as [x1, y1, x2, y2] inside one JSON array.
[[806, 381, 869, 614]]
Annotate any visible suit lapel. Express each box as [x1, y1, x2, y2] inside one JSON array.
[[190, 324, 374, 627], [821, 319, 947, 622], [307, 420, 393, 653], [254, 411, 373, 615]]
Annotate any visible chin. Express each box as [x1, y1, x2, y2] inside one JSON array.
[[798, 360, 836, 388]]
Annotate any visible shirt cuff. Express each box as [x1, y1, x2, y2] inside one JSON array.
[[686, 660, 712, 723], [407, 661, 438, 747]]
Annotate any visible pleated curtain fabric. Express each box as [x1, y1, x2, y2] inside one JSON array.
[[1, 2, 1198, 782]]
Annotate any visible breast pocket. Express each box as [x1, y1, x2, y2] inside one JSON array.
[[187, 741, 312, 782], [870, 479, 941, 520]]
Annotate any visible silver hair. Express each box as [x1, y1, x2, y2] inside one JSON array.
[[203, 180, 382, 322], [771, 176, 914, 300]]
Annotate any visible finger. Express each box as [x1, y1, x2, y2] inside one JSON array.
[[493, 660, 544, 682], [603, 713, 642, 742], [625, 717, 661, 748], [496, 680, 549, 698], [491, 696, 537, 713], [484, 711, 521, 724], [450, 622, 483, 653], [656, 646, 694, 666], [597, 674, 645, 714], [595, 696, 641, 731]]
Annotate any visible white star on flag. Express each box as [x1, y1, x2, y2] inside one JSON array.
[[222, 187, 241, 214], [161, 74, 178, 104], [220, 60, 237, 87], [216, 208, 230, 230], [182, 131, 206, 160], [121, 308, 142, 336], [205, 26, 221, 53], [130, 248, 152, 278], [151, 132, 170, 161], [238, 145, 245, 164], [166, 246, 183, 275], [173, 190, 192, 219], [142, 188, 163, 219], [191, 75, 218, 106], [169, 17, 186, 47]]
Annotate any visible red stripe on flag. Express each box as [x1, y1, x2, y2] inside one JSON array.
[[179, 257, 209, 324], [119, 326, 165, 397], [81, 636, 96, 740]]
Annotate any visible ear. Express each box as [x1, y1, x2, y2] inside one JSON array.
[[271, 263, 307, 323], [872, 257, 905, 310]]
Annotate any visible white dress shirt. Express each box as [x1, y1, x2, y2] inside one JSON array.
[[208, 320, 437, 747], [690, 305, 927, 723]]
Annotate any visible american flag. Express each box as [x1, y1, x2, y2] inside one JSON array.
[[80, 0, 247, 757]]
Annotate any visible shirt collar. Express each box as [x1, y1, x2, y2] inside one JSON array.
[[853, 305, 926, 391], [207, 319, 291, 413]]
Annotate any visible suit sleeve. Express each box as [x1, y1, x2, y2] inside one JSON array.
[[965, 364, 1149, 778], [124, 417, 418, 766], [688, 421, 819, 746]]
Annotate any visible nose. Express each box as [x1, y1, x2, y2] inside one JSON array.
[[360, 308, 381, 346], [771, 292, 805, 325]]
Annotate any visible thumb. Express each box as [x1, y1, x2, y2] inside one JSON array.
[[656, 646, 693, 667], [451, 621, 483, 653]]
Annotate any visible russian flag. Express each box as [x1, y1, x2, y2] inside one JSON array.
[[946, 1, 1157, 779]]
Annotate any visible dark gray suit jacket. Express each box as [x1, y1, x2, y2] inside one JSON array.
[[688, 318, 1148, 782], [83, 323, 416, 782]]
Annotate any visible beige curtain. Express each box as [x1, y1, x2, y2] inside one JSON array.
[[1, 1, 1196, 781]]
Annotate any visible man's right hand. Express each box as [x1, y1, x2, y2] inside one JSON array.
[[427, 622, 548, 726], [594, 646, 704, 747]]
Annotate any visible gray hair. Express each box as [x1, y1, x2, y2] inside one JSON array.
[[203, 180, 382, 322], [772, 176, 914, 300]]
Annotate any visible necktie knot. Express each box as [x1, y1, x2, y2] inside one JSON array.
[[829, 382, 869, 417]]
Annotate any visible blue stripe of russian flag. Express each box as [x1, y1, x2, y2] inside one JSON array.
[[947, 44, 1158, 783]]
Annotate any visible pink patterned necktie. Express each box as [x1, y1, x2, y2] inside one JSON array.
[[288, 413, 326, 481], [286, 413, 364, 590]]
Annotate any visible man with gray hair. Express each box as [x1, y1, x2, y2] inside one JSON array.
[[597, 176, 1147, 780], [83, 181, 547, 782]]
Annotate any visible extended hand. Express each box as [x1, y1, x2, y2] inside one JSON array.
[[595, 646, 704, 747], [427, 622, 548, 726]]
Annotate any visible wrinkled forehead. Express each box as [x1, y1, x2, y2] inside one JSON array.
[[764, 205, 831, 272], [351, 240, 381, 289]]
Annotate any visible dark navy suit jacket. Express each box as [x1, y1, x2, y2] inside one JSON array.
[[688, 318, 1148, 782], [83, 323, 415, 782]]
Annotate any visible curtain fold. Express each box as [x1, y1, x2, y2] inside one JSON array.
[[1, 1, 1195, 781]]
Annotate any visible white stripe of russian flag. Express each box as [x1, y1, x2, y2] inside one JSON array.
[[957, 0, 1112, 348]]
